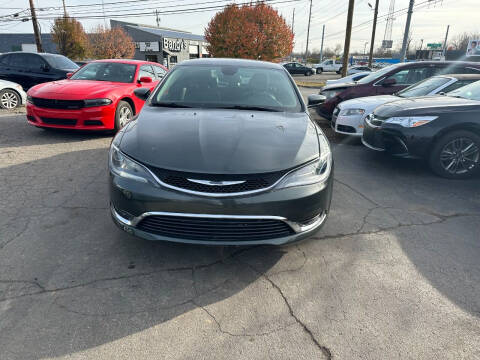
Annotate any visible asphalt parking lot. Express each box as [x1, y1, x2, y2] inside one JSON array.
[[1, 91, 479, 359]]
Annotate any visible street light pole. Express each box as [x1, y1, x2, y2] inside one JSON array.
[[28, 0, 43, 53], [364, 42, 368, 56], [368, 0, 379, 68], [442, 25, 450, 58], [319, 25, 325, 62], [304, 0, 313, 64]]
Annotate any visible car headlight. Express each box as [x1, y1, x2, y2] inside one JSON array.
[[276, 134, 332, 189], [339, 108, 365, 116], [385, 116, 438, 127], [321, 90, 342, 99], [84, 98, 112, 107], [109, 144, 159, 186]]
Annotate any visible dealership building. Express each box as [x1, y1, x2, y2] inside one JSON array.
[[111, 20, 208, 68], [0, 20, 208, 68]]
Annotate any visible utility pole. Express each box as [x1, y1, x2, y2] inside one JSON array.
[[319, 25, 325, 62], [304, 0, 312, 64], [368, 0, 379, 68], [400, 0, 414, 62], [62, 0, 67, 17], [419, 38, 423, 50], [28, 0, 43, 53], [364, 42, 368, 56], [341, 0, 355, 77], [291, 8, 295, 33], [442, 24, 450, 57], [155, 9, 160, 27]]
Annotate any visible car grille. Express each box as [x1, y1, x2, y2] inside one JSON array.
[[40, 117, 77, 125], [147, 167, 287, 195], [337, 124, 356, 133], [136, 215, 295, 241], [31, 97, 84, 110]]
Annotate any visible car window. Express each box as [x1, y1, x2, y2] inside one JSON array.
[[448, 80, 480, 100], [0, 55, 10, 65], [70, 62, 137, 83], [442, 79, 478, 93], [152, 64, 302, 112], [138, 65, 155, 80], [386, 67, 431, 85], [397, 76, 452, 97], [42, 54, 78, 70], [284, 63, 292, 69], [325, 60, 333, 65], [436, 65, 480, 75], [154, 66, 166, 79], [24, 54, 47, 71], [357, 63, 400, 84], [8, 53, 28, 67]]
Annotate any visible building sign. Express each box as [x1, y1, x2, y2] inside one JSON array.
[[163, 38, 187, 52], [466, 39, 480, 57], [427, 43, 442, 49], [382, 40, 393, 49], [135, 42, 160, 52]]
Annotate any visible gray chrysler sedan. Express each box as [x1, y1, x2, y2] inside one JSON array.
[[109, 58, 333, 245]]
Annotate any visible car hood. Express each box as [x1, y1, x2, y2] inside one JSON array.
[[28, 79, 126, 98], [321, 82, 358, 91], [119, 107, 319, 174], [374, 95, 480, 117], [338, 95, 399, 112]]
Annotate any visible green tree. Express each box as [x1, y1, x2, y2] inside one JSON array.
[[51, 16, 88, 60]]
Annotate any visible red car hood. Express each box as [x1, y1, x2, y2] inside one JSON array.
[[28, 79, 126, 99]]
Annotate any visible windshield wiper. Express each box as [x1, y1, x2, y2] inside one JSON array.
[[218, 105, 282, 112], [151, 102, 192, 108]]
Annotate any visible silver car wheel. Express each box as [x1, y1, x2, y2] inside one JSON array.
[[1, 90, 19, 109], [118, 106, 132, 128], [440, 137, 479, 175]]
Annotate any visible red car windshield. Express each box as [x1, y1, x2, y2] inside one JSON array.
[[71, 62, 137, 83]]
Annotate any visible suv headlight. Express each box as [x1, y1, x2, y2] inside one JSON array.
[[321, 90, 342, 99], [385, 116, 438, 127], [339, 108, 365, 116], [276, 134, 332, 189], [109, 145, 159, 186], [84, 98, 112, 107]]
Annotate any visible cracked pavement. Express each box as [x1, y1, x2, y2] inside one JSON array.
[[1, 103, 480, 359]]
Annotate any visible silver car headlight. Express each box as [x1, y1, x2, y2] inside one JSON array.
[[109, 144, 159, 186], [276, 134, 332, 189], [385, 116, 438, 127], [339, 108, 365, 116]]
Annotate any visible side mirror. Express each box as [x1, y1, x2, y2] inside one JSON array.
[[307, 94, 327, 107], [41, 63, 50, 72], [138, 76, 152, 84], [66, 72, 73, 79], [134, 87, 151, 101], [382, 78, 396, 87]]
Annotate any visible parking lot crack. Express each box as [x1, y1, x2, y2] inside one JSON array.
[[334, 178, 379, 207]]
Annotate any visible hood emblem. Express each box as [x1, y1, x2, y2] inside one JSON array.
[[187, 179, 246, 186]]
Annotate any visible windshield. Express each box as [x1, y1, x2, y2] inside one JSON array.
[[356, 64, 399, 84], [447, 80, 480, 101], [151, 64, 302, 112], [70, 62, 137, 83], [43, 54, 78, 70], [397, 76, 451, 98]]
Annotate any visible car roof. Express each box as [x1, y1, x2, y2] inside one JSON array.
[[440, 73, 480, 80], [179, 58, 284, 69]]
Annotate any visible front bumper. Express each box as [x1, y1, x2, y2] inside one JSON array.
[[109, 171, 333, 246], [26, 102, 116, 130], [332, 113, 364, 136], [361, 119, 432, 158]]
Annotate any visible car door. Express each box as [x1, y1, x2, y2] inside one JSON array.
[[294, 63, 304, 74], [323, 60, 333, 71], [375, 66, 434, 95], [23, 54, 53, 89], [0, 54, 15, 84], [4, 53, 28, 89]]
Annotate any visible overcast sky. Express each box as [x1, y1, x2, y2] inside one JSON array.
[[0, 0, 478, 54]]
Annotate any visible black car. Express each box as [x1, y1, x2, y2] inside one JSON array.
[[109, 58, 333, 245], [282, 62, 315, 76], [362, 80, 480, 179], [0, 52, 78, 90]]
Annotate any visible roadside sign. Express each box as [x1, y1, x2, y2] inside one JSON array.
[[382, 40, 393, 49], [466, 39, 480, 57], [427, 43, 442, 49]]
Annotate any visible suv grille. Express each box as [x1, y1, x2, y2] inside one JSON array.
[[31, 97, 84, 110], [147, 167, 287, 195], [137, 215, 294, 241]]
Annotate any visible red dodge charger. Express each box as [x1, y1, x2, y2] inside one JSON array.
[[26, 59, 167, 131]]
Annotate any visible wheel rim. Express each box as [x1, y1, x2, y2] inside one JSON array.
[[1, 91, 18, 109], [118, 106, 132, 128], [439, 137, 479, 175]]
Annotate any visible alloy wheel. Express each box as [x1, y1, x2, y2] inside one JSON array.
[[118, 106, 132, 128], [1, 91, 18, 109], [439, 137, 479, 175]]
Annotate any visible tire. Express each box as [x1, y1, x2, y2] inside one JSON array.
[[0, 89, 20, 109], [316, 68, 323, 74], [336, 68, 342, 74], [114, 100, 133, 131], [429, 130, 480, 179], [304, 70, 313, 76]]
